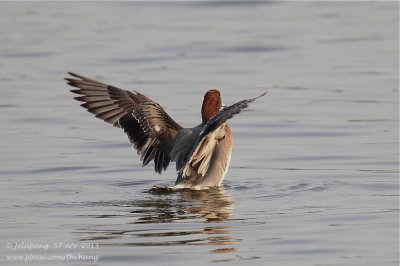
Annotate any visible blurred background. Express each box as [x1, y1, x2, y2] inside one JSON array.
[[0, 2, 398, 265]]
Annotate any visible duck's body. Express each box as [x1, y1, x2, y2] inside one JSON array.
[[172, 122, 233, 188], [66, 73, 265, 189]]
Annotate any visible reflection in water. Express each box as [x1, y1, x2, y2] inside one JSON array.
[[75, 187, 238, 256], [143, 186, 234, 223]]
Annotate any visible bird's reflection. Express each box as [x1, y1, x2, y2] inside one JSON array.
[[138, 186, 234, 223], [76, 186, 238, 254]]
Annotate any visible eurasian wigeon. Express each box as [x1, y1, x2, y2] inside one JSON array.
[[66, 72, 266, 189]]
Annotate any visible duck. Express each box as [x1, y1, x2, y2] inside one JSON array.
[[65, 72, 266, 189]]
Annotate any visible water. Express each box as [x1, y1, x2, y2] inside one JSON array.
[[0, 2, 398, 265]]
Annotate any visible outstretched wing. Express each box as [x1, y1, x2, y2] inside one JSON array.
[[178, 92, 267, 177], [65, 72, 182, 173], [199, 92, 267, 139]]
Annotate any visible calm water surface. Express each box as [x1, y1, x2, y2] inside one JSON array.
[[0, 2, 398, 266]]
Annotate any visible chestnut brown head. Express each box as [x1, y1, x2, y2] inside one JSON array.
[[201, 89, 222, 123]]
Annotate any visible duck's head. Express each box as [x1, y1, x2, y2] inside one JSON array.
[[201, 89, 222, 123]]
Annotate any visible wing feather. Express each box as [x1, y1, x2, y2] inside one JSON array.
[[66, 72, 182, 173], [178, 92, 266, 179], [200, 92, 267, 139], [182, 126, 222, 178]]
